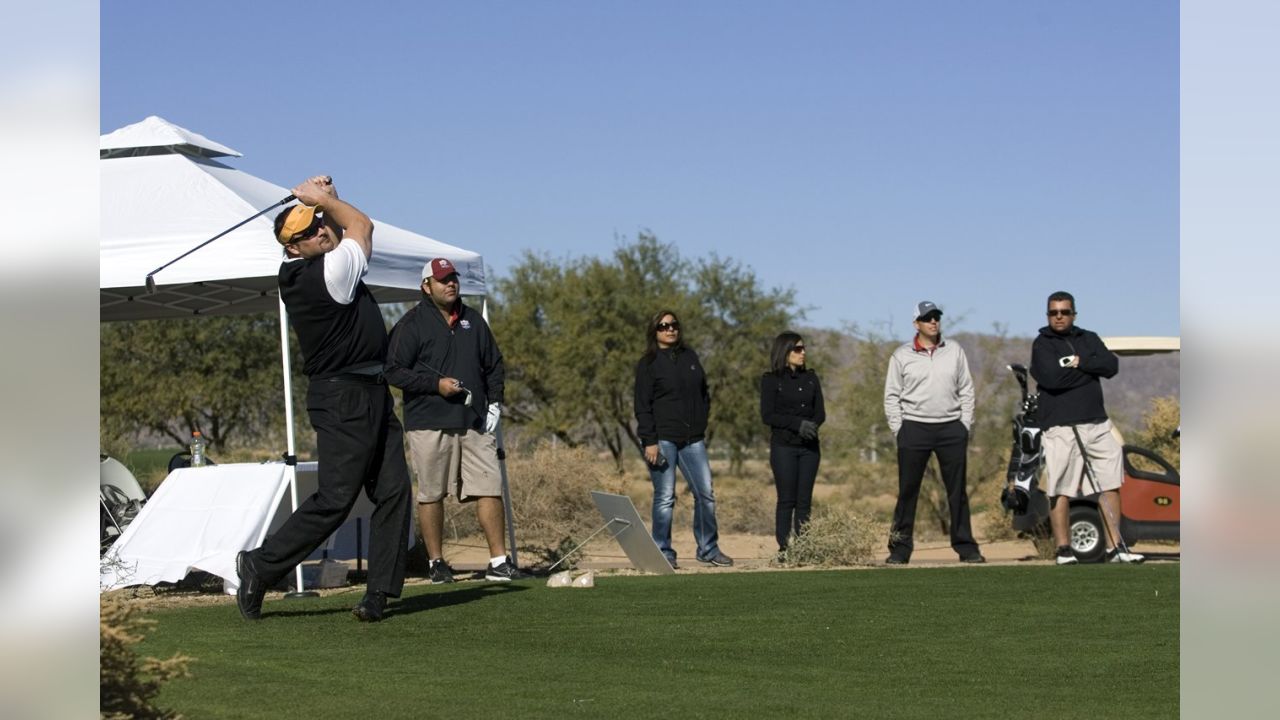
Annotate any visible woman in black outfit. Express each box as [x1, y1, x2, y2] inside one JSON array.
[[633, 310, 732, 568], [760, 331, 825, 554]]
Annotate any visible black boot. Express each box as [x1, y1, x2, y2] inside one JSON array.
[[352, 590, 387, 622]]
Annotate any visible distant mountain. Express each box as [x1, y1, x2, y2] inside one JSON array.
[[949, 333, 1178, 432]]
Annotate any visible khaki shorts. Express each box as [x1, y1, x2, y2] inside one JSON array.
[[1042, 420, 1123, 498], [407, 428, 502, 503]]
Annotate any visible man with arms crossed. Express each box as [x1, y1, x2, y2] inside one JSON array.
[[386, 258, 524, 583], [1030, 291, 1143, 565], [883, 301, 984, 565], [236, 176, 413, 622]]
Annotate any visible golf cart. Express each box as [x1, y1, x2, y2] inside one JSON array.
[[1001, 337, 1180, 562]]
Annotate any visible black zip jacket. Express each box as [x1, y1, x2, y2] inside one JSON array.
[[1029, 325, 1118, 428], [634, 346, 710, 446], [385, 300, 504, 431], [760, 369, 826, 448]]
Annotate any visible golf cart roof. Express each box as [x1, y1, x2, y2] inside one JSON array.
[[1101, 336, 1180, 356]]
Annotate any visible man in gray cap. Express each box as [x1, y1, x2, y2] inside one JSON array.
[[882, 301, 983, 564]]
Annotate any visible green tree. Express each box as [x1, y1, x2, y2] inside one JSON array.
[[687, 254, 796, 473], [491, 234, 797, 471], [101, 314, 307, 452], [822, 323, 899, 467]]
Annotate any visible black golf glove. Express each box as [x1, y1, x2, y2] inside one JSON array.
[[798, 420, 819, 440]]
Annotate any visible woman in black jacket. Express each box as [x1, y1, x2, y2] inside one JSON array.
[[633, 310, 732, 569], [760, 331, 825, 554]]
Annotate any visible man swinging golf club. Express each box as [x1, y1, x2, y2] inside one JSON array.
[[1031, 291, 1143, 565], [235, 176, 413, 622]]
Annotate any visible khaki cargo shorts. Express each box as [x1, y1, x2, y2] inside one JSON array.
[[1042, 420, 1123, 498], [407, 428, 502, 503]]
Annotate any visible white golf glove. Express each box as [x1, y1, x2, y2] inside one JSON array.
[[484, 402, 501, 434]]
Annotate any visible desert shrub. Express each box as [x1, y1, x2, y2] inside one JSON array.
[[979, 507, 1019, 543], [499, 445, 629, 562], [777, 507, 880, 567], [100, 597, 192, 719], [1027, 524, 1057, 560], [1130, 396, 1180, 471], [713, 478, 776, 535]]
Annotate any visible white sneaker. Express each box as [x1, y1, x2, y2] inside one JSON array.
[[1055, 546, 1078, 565], [1106, 548, 1145, 564]]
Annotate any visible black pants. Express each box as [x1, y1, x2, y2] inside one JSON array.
[[770, 443, 820, 551], [252, 378, 413, 597], [888, 420, 978, 559]]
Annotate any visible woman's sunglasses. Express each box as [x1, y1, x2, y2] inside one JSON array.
[[657, 321, 680, 332]]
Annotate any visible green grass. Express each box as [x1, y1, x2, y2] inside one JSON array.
[[138, 565, 1178, 719], [121, 447, 183, 491]]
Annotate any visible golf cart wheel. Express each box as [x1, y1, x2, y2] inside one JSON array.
[[1069, 505, 1106, 563]]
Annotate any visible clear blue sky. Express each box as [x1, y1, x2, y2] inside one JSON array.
[[101, 1, 1178, 338]]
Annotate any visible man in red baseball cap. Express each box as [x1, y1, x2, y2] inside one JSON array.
[[386, 258, 525, 583]]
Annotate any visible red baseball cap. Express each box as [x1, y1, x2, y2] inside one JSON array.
[[423, 257, 458, 282]]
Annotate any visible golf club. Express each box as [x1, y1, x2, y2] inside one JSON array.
[[143, 194, 296, 293], [414, 358, 473, 407]]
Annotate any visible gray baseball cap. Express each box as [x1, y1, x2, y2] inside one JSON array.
[[913, 301, 942, 320]]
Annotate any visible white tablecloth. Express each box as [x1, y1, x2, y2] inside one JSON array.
[[100, 463, 290, 593]]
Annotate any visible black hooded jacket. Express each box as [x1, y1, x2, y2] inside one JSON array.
[[1029, 325, 1118, 428], [634, 346, 710, 446]]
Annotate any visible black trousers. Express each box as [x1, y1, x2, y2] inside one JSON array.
[[770, 443, 820, 551], [888, 420, 978, 559], [252, 378, 413, 597]]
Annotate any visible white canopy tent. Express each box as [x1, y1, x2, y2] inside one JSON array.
[[100, 116, 501, 592], [101, 115, 486, 318]]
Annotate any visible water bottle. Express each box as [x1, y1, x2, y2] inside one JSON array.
[[190, 431, 206, 467]]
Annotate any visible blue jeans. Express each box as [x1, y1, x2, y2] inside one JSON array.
[[649, 440, 721, 562]]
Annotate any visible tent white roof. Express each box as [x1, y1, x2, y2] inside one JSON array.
[[101, 114, 243, 159], [100, 116, 485, 321]]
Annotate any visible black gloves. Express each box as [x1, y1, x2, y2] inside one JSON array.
[[798, 420, 819, 440]]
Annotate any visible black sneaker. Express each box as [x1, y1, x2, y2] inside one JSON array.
[[885, 555, 909, 565], [697, 552, 734, 567], [960, 553, 986, 564], [1055, 546, 1079, 565], [352, 591, 387, 622], [236, 550, 266, 620], [485, 558, 527, 581], [428, 558, 455, 584], [664, 555, 678, 570]]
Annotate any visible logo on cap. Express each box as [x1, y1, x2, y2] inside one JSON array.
[[914, 301, 942, 320], [423, 257, 459, 282]]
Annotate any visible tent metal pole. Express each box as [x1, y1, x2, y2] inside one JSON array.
[[278, 295, 316, 598], [481, 297, 519, 566]]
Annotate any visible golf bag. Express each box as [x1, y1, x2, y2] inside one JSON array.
[[1000, 364, 1042, 515], [101, 454, 148, 554]]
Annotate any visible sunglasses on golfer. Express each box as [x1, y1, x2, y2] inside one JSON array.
[[791, 345, 806, 353], [289, 217, 323, 244], [1047, 309, 1076, 318], [657, 321, 680, 332]]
